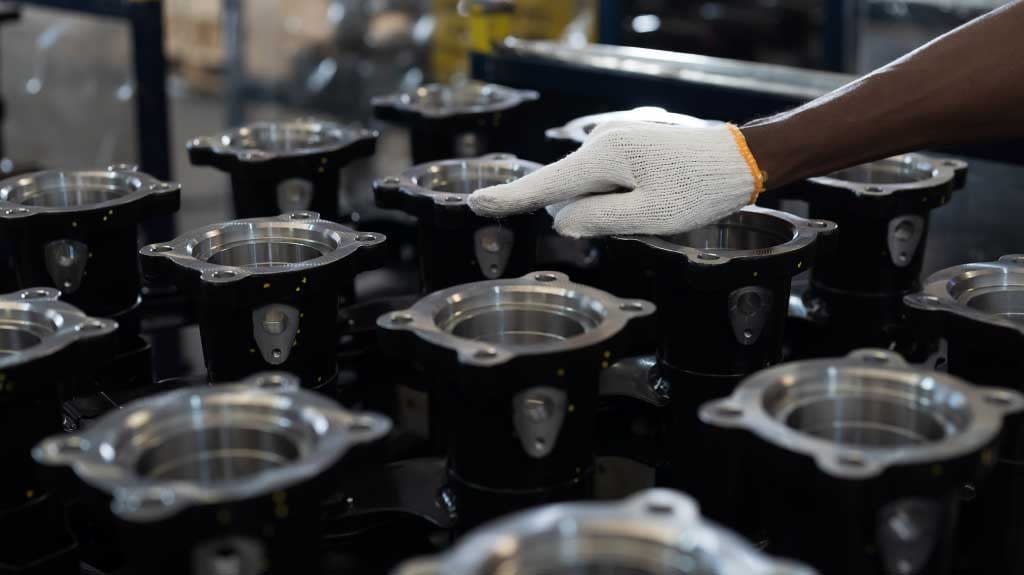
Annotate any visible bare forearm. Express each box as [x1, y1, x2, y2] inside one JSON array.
[[742, 0, 1024, 190]]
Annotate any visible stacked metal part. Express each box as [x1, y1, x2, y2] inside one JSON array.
[[905, 255, 1024, 572], [373, 79, 539, 163], [0, 288, 117, 572], [33, 372, 391, 575], [781, 154, 968, 356], [187, 118, 378, 222], [140, 211, 386, 387], [377, 272, 654, 529], [699, 349, 1022, 575]]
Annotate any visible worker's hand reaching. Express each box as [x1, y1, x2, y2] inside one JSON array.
[[467, 121, 765, 238]]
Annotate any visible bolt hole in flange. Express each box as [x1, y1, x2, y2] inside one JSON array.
[[474, 348, 498, 360], [356, 234, 377, 242], [21, 289, 52, 300], [534, 273, 558, 282], [390, 313, 414, 325], [985, 392, 1015, 407], [78, 321, 107, 332], [212, 270, 237, 279], [619, 302, 645, 312], [151, 245, 173, 253]]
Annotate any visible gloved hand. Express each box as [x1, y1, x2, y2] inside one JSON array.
[[467, 121, 765, 238]]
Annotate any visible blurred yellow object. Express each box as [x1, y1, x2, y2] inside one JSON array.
[[431, 0, 593, 82]]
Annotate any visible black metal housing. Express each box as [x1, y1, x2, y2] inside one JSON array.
[[377, 272, 654, 529], [372, 81, 540, 164], [0, 166, 181, 321], [187, 120, 378, 222], [140, 212, 386, 386], [373, 154, 544, 292]]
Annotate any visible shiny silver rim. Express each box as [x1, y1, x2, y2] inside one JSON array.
[[377, 271, 654, 366], [701, 349, 1023, 479], [614, 206, 835, 266], [546, 106, 720, 144], [187, 118, 377, 161], [373, 80, 538, 118], [394, 488, 816, 575], [905, 255, 1024, 335], [32, 371, 391, 523], [0, 287, 117, 370], [0, 165, 179, 217], [809, 154, 965, 196], [140, 211, 385, 284], [382, 153, 542, 206]]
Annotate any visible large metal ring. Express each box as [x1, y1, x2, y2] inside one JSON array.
[[546, 106, 719, 145], [376, 153, 541, 210], [32, 371, 391, 523], [187, 118, 377, 164], [0, 166, 180, 218], [372, 80, 539, 119], [394, 488, 816, 575], [700, 349, 1024, 479]]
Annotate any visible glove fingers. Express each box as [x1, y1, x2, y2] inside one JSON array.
[[467, 147, 631, 218], [552, 191, 661, 238]]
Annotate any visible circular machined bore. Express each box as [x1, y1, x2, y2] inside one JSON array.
[[486, 536, 708, 575], [190, 226, 339, 269], [411, 163, 533, 196], [2, 173, 141, 207], [227, 124, 340, 153], [435, 288, 605, 346], [961, 289, 1024, 325], [828, 157, 936, 185], [135, 427, 302, 483], [665, 211, 795, 252], [0, 310, 59, 358], [406, 83, 503, 111], [0, 327, 43, 358], [761, 376, 966, 448]]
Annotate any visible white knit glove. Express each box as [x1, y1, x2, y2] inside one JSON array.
[[467, 121, 764, 238]]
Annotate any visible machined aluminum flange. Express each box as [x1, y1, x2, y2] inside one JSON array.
[[702, 349, 1021, 479], [0, 165, 180, 318], [372, 80, 538, 120], [187, 118, 378, 220], [32, 371, 391, 575], [0, 287, 117, 374], [546, 106, 718, 146], [394, 488, 816, 575], [373, 80, 540, 163], [378, 271, 654, 368], [374, 154, 544, 290], [140, 211, 385, 384], [33, 371, 391, 522], [699, 349, 1022, 575]]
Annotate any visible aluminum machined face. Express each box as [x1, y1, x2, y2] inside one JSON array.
[[372, 80, 539, 120], [380, 153, 542, 209], [810, 154, 966, 198], [187, 118, 377, 163], [546, 106, 720, 145], [393, 488, 816, 575], [378, 271, 654, 367], [614, 206, 836, 267], [0, 165, 180, 217], [701, 349, 1023, 480], [905, 255, 1024, 334], [0, 287, 117, 370], [33, 372, 391, 523], [140, 211, 384, 284]]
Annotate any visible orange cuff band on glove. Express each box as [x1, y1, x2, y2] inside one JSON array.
[[726, 124, 767, 204]]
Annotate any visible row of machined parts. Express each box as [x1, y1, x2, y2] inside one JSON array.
[[0, 80, 1021, 575]]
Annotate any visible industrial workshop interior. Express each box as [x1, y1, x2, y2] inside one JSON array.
[[4, 0, 1024, 573]]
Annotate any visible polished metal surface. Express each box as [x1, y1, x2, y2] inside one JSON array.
[[546, 106, 720, 144], [0, 164, 179, 216], [33, 372, 391, 523], [378, 271, 654, 366], [501, 38, 853, 101], [140, 211, 385, 284], [382, 153, 541, 207], [373, 79, 538, 119], [906, 254, 1024, 331], [393, 488, 816, 575], [0, 287, 117, 369], [810, 154, 966, 197], [615, 206, 835, 266], [701, 349, 1023, 479], [187, 118, 377, 161]]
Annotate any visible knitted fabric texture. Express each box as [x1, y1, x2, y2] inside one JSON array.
[[467, 121, 756, 238]]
